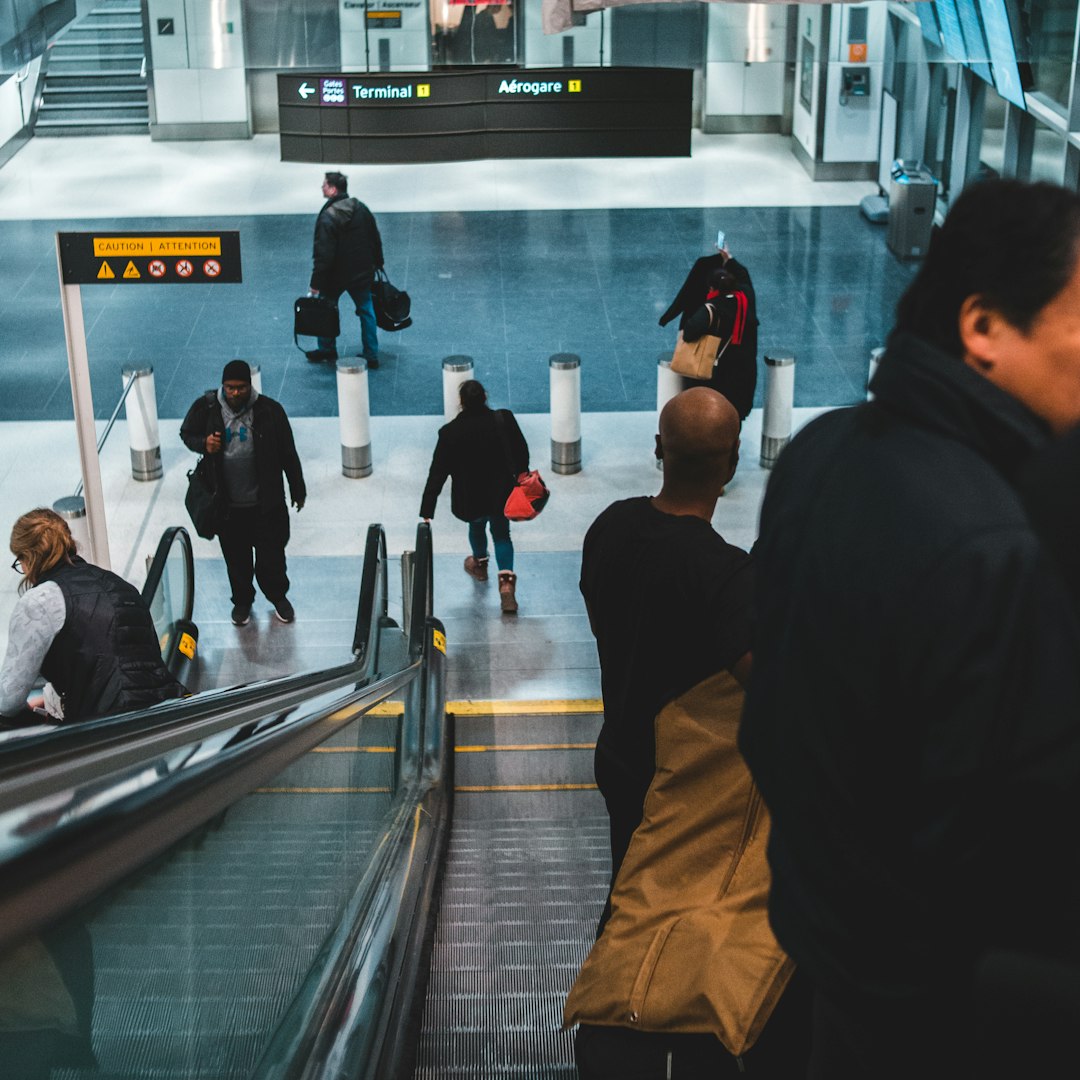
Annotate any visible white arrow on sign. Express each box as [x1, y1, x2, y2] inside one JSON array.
[[299, 82, 315, 100]]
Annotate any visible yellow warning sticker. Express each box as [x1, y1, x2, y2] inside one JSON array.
[[417, 84, 431, 98], [93, 236, 222, 258], [97, 261, 115, 279], [432, 628, 446, 654], [178, 632, 197, 659], [123, 261, 141, 279], [569, 80, 582, 92]]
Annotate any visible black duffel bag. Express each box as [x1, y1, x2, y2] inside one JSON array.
[[371, 268, 412, 332], [294, 295, 341, 354], [185, 455, 223, 541]]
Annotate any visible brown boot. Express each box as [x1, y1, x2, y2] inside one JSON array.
[[498, 571, 518, 614], [464, 555, 489, 582]]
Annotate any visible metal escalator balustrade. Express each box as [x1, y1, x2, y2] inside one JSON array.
[[0, 522, 451, 1080]]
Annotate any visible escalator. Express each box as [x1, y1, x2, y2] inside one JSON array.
[[0, 523, 449, 1080], [0, 524, 611, 1079]]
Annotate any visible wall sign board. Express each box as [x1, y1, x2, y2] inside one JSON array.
[[58, 232, 242, 285], [277, 67, 692, 163]]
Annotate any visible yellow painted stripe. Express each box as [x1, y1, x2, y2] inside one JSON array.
[[455, 783, 598, 793], [455, 742, 595, 753], [255, 786, 392, 794], [447, 699, 602, 716], [311, 746, 395, 753]]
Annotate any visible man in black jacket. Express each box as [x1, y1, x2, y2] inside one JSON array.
[[307, 171, 384, 367], [181, 360, 306, 627], [739, 179, 1080, 1079]]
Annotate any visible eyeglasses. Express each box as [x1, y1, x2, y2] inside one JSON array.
[[11, 557, 24, 574]]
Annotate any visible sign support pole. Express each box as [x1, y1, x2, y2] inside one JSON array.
[[56, 235, 111, 570]]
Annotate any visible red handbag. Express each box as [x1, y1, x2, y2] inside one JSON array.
[[504, 470, 550, 521]]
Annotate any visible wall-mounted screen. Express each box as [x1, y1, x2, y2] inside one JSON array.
[[956, 0, 994, 85], [978, 0, 1026, 109], [914, 2, 941, 47]]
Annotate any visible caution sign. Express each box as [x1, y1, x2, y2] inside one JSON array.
[[57, 231, 242, 285]]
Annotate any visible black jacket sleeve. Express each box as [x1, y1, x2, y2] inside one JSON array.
[[501, 410, 530, 475], [659, 260, 703, 327], [275, 406, 306, 506], [310, 203, 338, 293], [180, 392, 217, 454], [420, 426, 453, 519], [367, 206, 385, 270]]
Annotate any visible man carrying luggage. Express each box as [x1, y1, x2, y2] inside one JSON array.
[[307, 171, 384, 367]]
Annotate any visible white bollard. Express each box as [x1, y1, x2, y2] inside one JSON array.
[[53, 495, 91, 560], [656, 356, 682, 469], [337, 359, 372, 478], [867, 346, 885, 400], [121, 366, 162, 481], [442, 356, 474, 424], [760, 352, 796, 470], [248, 362, 263, 395], [550, 353, 582, 475]]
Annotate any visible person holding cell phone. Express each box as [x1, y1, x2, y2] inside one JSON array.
[[660, 232, 759, 420]]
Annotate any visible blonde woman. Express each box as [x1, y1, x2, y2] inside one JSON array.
[[0, 509, 184, 725]]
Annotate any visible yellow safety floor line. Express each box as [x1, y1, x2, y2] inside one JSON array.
[[456, 742, 596, 753], [455, 783, 598, 793], [365, 699, 603, 717]]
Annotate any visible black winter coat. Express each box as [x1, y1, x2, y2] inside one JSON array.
[[180, 392, 306, 516], [420, 408, 529, 522], [740, 333, 1080, 1000], [661, 256, 758, 419], [40, 557, 185, 722], [311, 194, 384, 294]]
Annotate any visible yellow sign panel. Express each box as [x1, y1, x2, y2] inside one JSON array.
[[123, 261, 141, 279], [178, 632, 197, 659], [432, 628, 446, 654], [93, 236, 222, 258], [417, 84, 431, 98], [97, 261, 115, 279], [569, 80, 582, 93]]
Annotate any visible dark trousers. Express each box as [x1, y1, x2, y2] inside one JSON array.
[[218, 504, 290, 606], [575, 969, 812, 1079]]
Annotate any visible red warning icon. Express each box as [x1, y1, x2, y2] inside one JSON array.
[[148, 260, 166, 278], [176, 259, 194, 278], [203, 259, 221, 278]]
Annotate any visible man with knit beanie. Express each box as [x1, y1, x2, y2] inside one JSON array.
[[181, 360, 306, 626]]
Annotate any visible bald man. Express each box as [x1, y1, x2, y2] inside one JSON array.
[[570, 388, 809, 1078]]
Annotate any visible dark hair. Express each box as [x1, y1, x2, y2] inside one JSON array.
[[325, 171, 348, 194], [708, 267, 738, 294], [459, 379, 488, 412], [893, 179, 1080, 358]]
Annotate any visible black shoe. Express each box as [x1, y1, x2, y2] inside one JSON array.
[[361, 353, 379, 369], [306, 349, 337, 363], [273, 598, 295, 624], [231, 603, 251, 626]]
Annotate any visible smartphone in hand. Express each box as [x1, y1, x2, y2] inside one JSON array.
[[716, 229, 726, 250]]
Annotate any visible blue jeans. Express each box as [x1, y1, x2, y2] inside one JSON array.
[[468, 515, 513, 572], [317, 284, 379, 359]]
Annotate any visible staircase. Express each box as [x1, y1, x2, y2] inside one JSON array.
[[36, 0, 149, 136]]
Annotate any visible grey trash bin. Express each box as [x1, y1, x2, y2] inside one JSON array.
[[887, 160, 936, 260]]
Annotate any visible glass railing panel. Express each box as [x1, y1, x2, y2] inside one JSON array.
[[0, 708, 401, 1080], [143, 529, 194, 667]]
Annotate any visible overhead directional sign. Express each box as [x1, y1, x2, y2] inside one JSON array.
[[57, 231, 242, 285]]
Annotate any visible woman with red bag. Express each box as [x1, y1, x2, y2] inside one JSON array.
[[420, 380, 531, 614]]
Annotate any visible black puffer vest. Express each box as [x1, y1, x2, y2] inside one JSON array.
[[40, 557, 184, 723]]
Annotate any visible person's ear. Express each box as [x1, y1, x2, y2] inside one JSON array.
[[958, 295, 1008, 373], [654, 433, 663, 461]]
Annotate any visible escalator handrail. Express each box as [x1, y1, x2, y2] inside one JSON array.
[[0, 651, 423, 956], [0, 522, 395, 783], [407, 522, 434, 662], [140, 524, 195, 622]]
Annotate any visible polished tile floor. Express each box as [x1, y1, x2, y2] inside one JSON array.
[[0, 129, 889, 689]]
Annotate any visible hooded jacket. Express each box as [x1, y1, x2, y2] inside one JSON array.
[[740, 333, 1080, 1000]]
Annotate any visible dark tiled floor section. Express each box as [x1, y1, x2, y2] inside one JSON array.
[[0, 207, 915, 420]]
